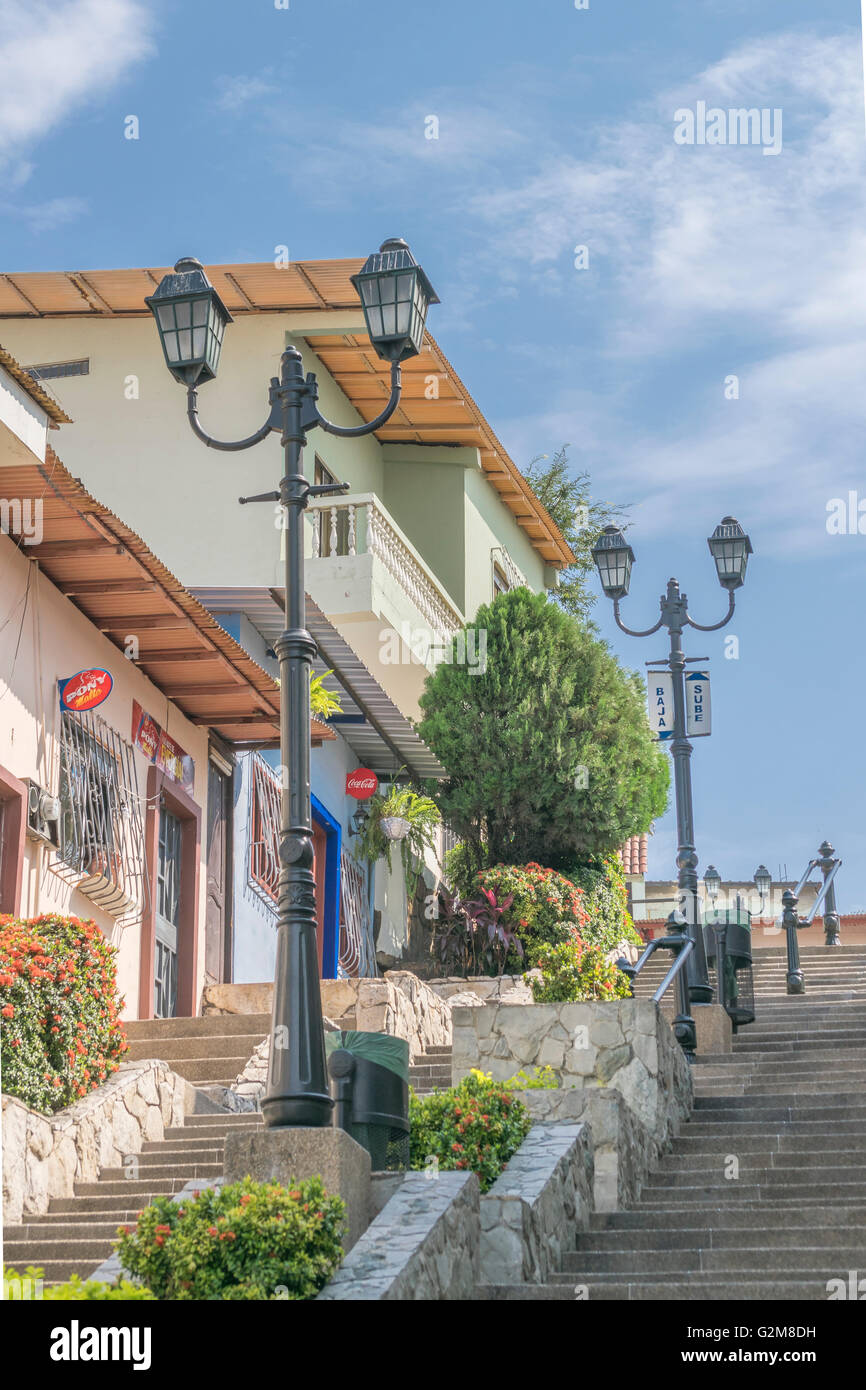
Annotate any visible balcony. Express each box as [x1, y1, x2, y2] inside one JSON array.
[[304, 493, 464, 715]]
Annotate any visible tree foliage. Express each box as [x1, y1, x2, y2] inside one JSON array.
[[523, 444, 628, 620], [418, 589, 668, 868]]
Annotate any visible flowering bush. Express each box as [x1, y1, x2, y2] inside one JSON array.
[[431, 885, 523, 977], [562, 855, 642, 954], [409, 1069, 532, 1192], [529, 935, 632, 1003], [0, 914, 127, 1114], [473, 863, 589, 967], [115, 1176, 345, 1301]]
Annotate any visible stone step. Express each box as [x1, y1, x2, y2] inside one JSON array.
[[97, 1162, 224, 1182], [24, 1260, 114, 1285], [673, 1133, 866, 1153], [683, 1119, 866, 1136], [654, 1151, 866, 1173], [126, 1034, 265, 1062], [123, 1013, 271, 1039], [3, 1236, 117, 1263], [177, 1112, 264, 1128], [424, 1046, 453, 1056], [46, 1196, 164, 1216], [72, 1179, 191, 1199], [557, 1247, 866, 1275], [154, 1057, 253, 1083], [571, 1225, 866, 1252], [634, 1182, 866, 1204], [478, 1279, 829, 1300], [592, 1203, 866, 1230], [4, 1221, 133, 1242]]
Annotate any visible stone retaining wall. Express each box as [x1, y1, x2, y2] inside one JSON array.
[[203, 973, 452, 1062], [317, 1171, 479, 1300], [480, 1122, 593, 1285], [517, 1086, 654, 1211], [2, 1061, 189, 1225], [452, 999, 692, 1151]]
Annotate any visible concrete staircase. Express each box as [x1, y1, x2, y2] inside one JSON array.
[[483, 943, 866, 1300], [3, 1009, 453, 1285]]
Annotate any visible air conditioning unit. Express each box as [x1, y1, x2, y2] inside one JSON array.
[[25, 779, 61, 848]]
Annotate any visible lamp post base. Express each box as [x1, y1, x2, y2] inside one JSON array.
[[261, 1092, 334, 1129], [786, 973, 805, 995]]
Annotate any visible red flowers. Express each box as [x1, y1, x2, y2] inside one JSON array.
[[1, 1004, 14, 1019]]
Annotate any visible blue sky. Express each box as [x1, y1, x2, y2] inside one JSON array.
[[1, 0, 865, 907]]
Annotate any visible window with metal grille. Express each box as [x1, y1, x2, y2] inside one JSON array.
[[26, 359, 90, 381], [58, 710, 145, 916], [154, 808, 182, 1018], [248, 752, 281, 908]]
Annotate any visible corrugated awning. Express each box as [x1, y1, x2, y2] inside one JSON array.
[[0, 448, 335, 749], [0, 260, 574, 569], [191, 587, 447, 782]]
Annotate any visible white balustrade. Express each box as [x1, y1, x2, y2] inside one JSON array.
[[306, 492, 463, 637]]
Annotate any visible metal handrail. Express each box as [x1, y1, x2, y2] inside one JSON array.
[[622, 934, 696, 1057]]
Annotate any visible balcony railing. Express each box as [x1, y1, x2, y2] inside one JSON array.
[[306, 492, 464, 640]]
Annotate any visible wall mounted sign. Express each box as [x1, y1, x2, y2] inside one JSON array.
[[58, 668, 113, 713], [132, 700, 195, 794], [685, 671, 711, 737], [647, 671, 674, 741], [346, 767, 378, 800]]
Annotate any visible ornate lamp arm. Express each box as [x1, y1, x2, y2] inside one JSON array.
[[186, 388, 273, 452], [612, 598, 665, 639], [685, 592, 736, 632], [306, 361, 402, 438]]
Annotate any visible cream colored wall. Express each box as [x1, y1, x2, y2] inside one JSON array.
[[0, 317, 383, 590], [0, 534, 210, 1019], [463, 467, 546, 617]]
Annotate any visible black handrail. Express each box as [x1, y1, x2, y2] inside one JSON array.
[[620, 933, 696, 1057]]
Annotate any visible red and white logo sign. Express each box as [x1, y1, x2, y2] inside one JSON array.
[[346, 768, 378, 800], [58, 668, 113, 713]]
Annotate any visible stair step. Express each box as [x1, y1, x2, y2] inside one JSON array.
[[570, 1226, 866, 1252], [97, 1163, 224, 1182], [126, 1034, 265, 1062], [123, 1013, 271, 1039], [558, 1248, 866, 1275]]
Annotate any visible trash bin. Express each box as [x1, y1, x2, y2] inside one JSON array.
[[703, 910, 755, 1028], [326, 1030, 410, 1170]]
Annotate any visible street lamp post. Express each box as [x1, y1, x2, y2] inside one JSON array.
[[592, 519, 753, 1006], [147, 242, 438, 1127], [817, 840, 842, 946]]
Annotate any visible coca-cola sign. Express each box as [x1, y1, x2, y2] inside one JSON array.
[[58, 668, 113, 713], [346, 767, 378, 800]]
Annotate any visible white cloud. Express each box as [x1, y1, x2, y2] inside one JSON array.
[[214, 74, 280, 113], [0, 0, 155, 157]]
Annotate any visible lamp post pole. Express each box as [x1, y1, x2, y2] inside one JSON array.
[[592, 519, 753, 1008], [818, 840, 842, 947], [146, 242, 439, 1128]]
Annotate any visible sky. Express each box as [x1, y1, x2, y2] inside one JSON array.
[[0, 0, 865, 908]]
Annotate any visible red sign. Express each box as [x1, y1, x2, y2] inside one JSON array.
[[58, 668, 113, 713], [346, 767, 378, 800], [132, 700, 195, 794]]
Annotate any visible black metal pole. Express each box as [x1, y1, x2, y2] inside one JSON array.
[[781, 888, 805, 995], [818, 840, 841, 947], [261, 347, 333, 1129]]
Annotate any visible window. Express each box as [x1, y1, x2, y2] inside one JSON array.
[[58, 710, 145, 915], [492, 563, 509, 597], [26, 359, 89, 381], [248, 752, 281, 908], [313, 457, 350, 557]]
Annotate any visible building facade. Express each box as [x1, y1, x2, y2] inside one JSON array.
[[0, 260, 572, 986]]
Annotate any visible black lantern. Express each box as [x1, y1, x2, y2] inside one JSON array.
[[350, 238, 439, 362], [707, 516, 753, 590], [704, 865, 721, 901], [591, 525, 635, 600], [145, 257, 232, 386], [754, 864, 772, 900]]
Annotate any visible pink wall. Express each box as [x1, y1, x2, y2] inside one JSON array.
[[0, 533, 211, 1018]]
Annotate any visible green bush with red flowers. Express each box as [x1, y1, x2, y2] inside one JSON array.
[[115, 1176, 345, 1300], [0, 913, 127, 1115], [472, 862, 589, 967], [409, 1069, 532, 1192], [529, 935, 632, 1003]]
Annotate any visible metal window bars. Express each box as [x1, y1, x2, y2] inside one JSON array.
[[56, 710, 146, 923], [339, 847, 377, 978], [248, 752, 282, 910]]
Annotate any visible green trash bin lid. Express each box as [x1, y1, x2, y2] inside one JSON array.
[[324, 1029, 409, 1082]]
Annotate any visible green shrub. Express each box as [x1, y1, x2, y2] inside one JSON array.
[[562, 855, 642, 954], [410, 1069, 532, 1191], [473, 862, 588, 966], [529, 936, 633, 1003], [115, 1176, 344, 1301], [0, 914, 127, 1113], [3, 1266, 154, 1300]]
